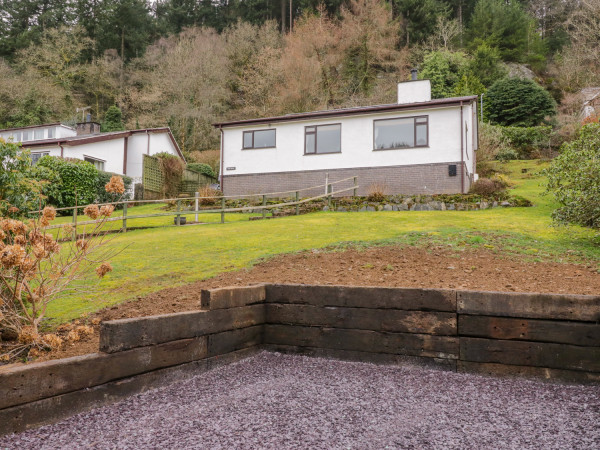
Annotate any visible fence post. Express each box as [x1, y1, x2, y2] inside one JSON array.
[[353, 177, 358, 197], [122, 203, 127, 232], [261, 195, 267, 219], [327, 183, 332, 210], [195, 192, 199, 223], [176, 199, 181, 226], [71, 207, 77, 241], [221, 197, 225, 224], [295, 191, 299, 215]]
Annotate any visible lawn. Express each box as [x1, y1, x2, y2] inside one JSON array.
[[45, 160, 599, 325]]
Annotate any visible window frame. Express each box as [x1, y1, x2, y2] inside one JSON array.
[[242, 128, 276, 150], [304, 123, 342, 155], [30, 152, 49, 165], [372, 115, 429, 151], [84, 155, 106, 171]]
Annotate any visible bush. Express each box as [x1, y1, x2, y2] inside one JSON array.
[[36, 156, 98, 209], [189, 149, 220, 177], [469, 178, 507, 196], [367, 182, 386, 202], [154, 152, 184, 198], [0, 140, 44, 217], [545, 123, 600, 229], [500, 125, 554, 158], [187, 163, 217, 179], [96, 171, 132, 207], [197, 185, 222, 206], [495, 148, 519, 161], [486, 78, 557, 127]]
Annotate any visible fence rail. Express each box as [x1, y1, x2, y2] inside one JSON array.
[[30, 176, 359, 237]]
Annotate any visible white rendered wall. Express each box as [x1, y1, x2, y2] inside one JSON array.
[[126, 132, 178, 179], [222, 106, 469, 177], [62, 139, 126, 174], [397, 80, 431, 104]]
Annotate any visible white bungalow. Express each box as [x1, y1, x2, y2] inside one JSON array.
[[1, 122, 184, 182], [214, 79, 478, 196]]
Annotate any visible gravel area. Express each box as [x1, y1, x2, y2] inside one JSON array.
[[2, 352, 599, 449]]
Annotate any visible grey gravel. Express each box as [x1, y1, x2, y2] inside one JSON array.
[[2, 352, 599, 449]]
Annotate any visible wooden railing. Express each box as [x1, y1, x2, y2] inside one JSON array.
[[29, 176, 359, 237]]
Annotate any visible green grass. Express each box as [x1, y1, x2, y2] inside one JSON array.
[[44, 160, 599, 325]]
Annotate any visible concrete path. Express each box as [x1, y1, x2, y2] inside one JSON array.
[[2, 352, 599, 449]]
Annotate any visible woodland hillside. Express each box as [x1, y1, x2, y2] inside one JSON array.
[[0, 0, 599, 163]]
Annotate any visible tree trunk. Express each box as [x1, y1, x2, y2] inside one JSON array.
[[281, 0, 286, 34]]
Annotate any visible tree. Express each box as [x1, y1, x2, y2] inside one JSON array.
[[485, 77, 556, 126], [467, 0, 544, 63], [545, 123, 600, 230], [102, 105, 125, 131], [466, 43, 506, 87], [394, 0, 450, 46], [419, 50, 468, 98]]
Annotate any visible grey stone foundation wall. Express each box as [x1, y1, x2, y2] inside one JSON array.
[[223, 162, 470, 197], [2, 284, 598, 436]]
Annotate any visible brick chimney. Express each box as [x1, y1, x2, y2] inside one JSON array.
[[76, 114, 101, 135]]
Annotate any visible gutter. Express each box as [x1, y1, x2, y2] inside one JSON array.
[[460, 102, 464, 194], [219, 126, 224, 190]]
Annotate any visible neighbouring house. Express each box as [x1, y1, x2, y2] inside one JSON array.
[[580, 87, 600, 120], [213, 78, 479, 197], [0, 121, 184, 184]]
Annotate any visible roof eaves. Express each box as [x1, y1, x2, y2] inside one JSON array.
[[213, 96, 478, 128]]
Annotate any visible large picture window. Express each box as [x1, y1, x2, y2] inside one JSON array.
[[243, 129, 276, 149], [374, 116, 428, 150], [305, 124, 341, 154]]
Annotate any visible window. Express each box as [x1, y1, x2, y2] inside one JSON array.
[[12, 132, 21, 142], [31, 152, 49, 165], [84, 156, 105, 171], [34, 129, 44, 140], [305, 124, 341, 154], [373, 116, 428, 150], [242, 129, 276, 149], [22, 131, 31, 141], [47, 128, 54, 138]]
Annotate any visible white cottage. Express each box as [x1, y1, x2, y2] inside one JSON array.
[[214, 80, 478, 196], [1, 122, 184, 183]]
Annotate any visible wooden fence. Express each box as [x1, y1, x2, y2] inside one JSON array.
[[29, 177, 359, 239]]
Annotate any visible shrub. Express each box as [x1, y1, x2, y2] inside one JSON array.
[[197, 185, 222, 206], [96, 171, 132, 207], [187, 163, 217, 179], [469, 178, 507, 196], [36, 156, 98, 210], [495, 148, 519, 161], [367, 182, 387, 202], [154, 152, 184, 198], [0, 140, 44, 217], [0, 178, 124, 362], [545, 123, 600, 229], [500, 125, 554, 158], [485, 78, 557, 127], [189, 149, 220, 176]]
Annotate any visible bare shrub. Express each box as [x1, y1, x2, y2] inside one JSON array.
[[156, 153, 184, 198], [367, 182, 387, 202], [469, 178, 506, 196], [0, 178, 125, 362], [197, 185, 222, 206]]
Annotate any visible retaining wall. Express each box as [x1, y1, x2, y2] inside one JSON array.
[[1, 284, 599, 436]]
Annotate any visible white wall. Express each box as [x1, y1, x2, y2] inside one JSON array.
[[62, 138, 126, 174], [222, 105, 470, 177], [126, 132, 179, 179], [28, 131, 180, 179]]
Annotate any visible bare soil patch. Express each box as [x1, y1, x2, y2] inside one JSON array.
[[17, 245, 600, 363]]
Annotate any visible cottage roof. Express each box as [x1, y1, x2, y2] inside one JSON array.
[[213, 96, 478, 128], [22, 127, 185, 160]]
